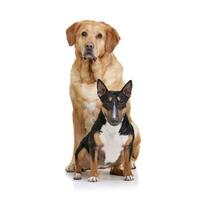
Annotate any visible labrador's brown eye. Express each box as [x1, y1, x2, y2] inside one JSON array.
[[97, 33, 103, 39], [81, 31, 88, 37]]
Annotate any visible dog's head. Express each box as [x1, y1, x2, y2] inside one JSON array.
[[66, 20, 120, 62], [97, 79, 132, 126]]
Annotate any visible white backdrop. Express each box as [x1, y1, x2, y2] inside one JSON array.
[[0, 0, 200, 199]]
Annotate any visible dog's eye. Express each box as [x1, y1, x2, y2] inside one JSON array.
[[97, 33, 103, 39], [81, 31, 88, 37], [117, 96, 121, 101]]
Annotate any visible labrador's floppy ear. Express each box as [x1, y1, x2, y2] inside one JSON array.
[[121, 80, 132, 98], [101, 22, 120, 53], [97, 79, 108, 97], [66, 22, 81, 46]]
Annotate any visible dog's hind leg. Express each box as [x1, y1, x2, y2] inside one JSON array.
[[66, 110, 85, 172], [132, 133, 141, 169], [126, 102, 141, 169], [128, 116, 141, 168]]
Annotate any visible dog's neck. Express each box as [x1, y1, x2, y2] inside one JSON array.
[[75, 51, 113, 84]]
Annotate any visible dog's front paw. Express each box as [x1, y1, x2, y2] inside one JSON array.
[[131, 162, 136, 169], [65, 163, 75, 172], [73, 173, 82, 180], [88, 176, 98, 182], [124, 175, 134, 181]]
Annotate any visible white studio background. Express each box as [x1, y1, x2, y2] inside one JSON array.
[[0, 0, 200, 199]]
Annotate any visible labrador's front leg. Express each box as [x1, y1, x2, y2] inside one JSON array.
[[65, 109, 85, 172]]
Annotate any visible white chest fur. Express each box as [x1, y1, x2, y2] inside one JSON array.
[[99, 121, 128, 164]]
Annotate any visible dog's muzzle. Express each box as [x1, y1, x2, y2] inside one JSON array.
[[83, 43, 97, 61]]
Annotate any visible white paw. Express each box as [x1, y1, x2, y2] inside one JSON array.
[[88, 176, 98, 182], [124, 175, 134, 181], [65, 164, 75, 172], [73, 173, 82, 180]]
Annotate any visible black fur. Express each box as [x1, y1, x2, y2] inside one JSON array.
[[75, 80, 134, 164], [75, 111, 134, 162]]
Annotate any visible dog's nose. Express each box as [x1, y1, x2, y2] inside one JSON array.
[[110, 118, 119, 125], [85, 43, 94, 49]]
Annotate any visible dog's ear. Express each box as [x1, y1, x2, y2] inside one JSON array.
[[121, 80, 132, 98], [97, 79, 108, 97], [102, 22, 120, 53], [66, 22, 81, 46]]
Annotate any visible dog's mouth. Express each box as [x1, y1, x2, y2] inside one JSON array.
[[108, 119, 121, 126], [109, 122, 120, 126], [83, 51, 97, 62]]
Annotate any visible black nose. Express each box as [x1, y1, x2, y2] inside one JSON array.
[[85, 43, 94, 49], [110, 118, 119, 125]]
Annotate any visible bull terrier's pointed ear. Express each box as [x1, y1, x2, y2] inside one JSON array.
[[121, 80, 132, 98], [97, 79, 108, 97]]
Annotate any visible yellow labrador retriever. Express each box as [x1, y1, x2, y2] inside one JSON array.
[[65, 20, 141, 172]]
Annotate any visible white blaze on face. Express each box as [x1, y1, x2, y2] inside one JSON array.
[[112, 101, 117, 119]]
